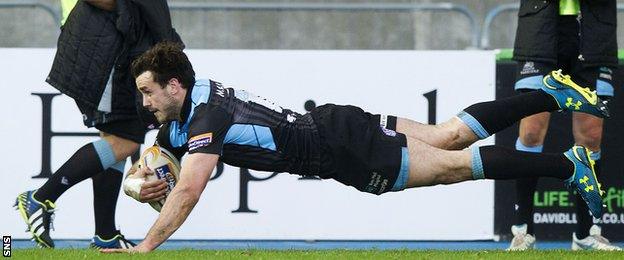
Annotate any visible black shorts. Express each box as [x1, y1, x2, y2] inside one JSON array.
[[75, 100, 149, 144], [515, 15, 615, 99], [311, 104, 409, 195], [515, 61, 614, 99]]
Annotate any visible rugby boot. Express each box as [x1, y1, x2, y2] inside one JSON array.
[[563, 146, 605, 218], [507, 224, 536, 251], [572, 225, 622, 251], [89, 231, 136, 249], [541, 69, 609, 118], [14, 190, 55, 248]]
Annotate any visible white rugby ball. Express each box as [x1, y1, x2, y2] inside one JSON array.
[[138, 146, 181, 212]]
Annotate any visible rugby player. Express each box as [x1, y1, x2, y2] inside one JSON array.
[[103, 42, 609, 253]]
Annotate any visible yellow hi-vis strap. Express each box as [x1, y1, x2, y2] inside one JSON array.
[[560, 0, 580, 15], [60, 0, 78, 25]]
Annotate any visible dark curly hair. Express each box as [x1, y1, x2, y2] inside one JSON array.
[[131, 41, 195, 89]]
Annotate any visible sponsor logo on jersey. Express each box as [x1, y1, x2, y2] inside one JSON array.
[[188, 133, 213, 151]]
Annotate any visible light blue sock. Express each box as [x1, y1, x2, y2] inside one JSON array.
[[457, 111, 490, 139], [92, 139, 117, 170], [515, 138, 544, 153], [471, 146, 484, 180], [110, 160, 126, 173]]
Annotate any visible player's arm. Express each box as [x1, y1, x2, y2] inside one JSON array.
[[84, 0, 116, 11], [103, 152, 218, 253]]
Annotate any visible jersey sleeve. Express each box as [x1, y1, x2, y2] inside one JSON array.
[[155, 123, 187, 161], [187, 104, 232, 155]]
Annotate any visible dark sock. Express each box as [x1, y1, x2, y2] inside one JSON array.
[[35, 143, 104, 203], [459, 90, 559, 139], [576, 196, 592, 238], [576, 158, 601, 238], [515, 178, 538, 235], [513, 138, 542, 234], [470, 146, 573, 180], [92, 167, 123, 239]]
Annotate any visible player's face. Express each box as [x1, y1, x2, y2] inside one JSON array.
[[136, 71, 179, 123]]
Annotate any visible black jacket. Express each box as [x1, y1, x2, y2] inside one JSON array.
[[46, 0, 182, 119], [513, 0, 617, 67]]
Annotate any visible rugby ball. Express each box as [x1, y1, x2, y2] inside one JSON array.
[[138, 146, 181, 212]]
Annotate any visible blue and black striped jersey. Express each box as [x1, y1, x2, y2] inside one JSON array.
[[156, 79, 320, 175]]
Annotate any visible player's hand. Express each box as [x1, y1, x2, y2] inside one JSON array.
[[137, 166, 168, 203], [100, 243, 152, 254]]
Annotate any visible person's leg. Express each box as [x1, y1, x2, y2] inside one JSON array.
[[570, 64, 613, 242], [91, 132, 139, 240], [396, 69, 609, 151], [514, 113, 550, 237], [395, 117, 475, 150], [89, 120, 145, 246], [402, 135, 604, 217], [395, 89, 558, 152], [507, 60, 555, 250], [402, 136, 573, 188], [572, 113, 603, 239], [34, 132, 138, 203], [15, 132, 138, 248]]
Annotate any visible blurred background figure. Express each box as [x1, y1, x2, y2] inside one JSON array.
[[14, 0, 182, 249], [508, 0, 620, 251]]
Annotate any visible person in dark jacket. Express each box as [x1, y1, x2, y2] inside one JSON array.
[[14, 0, 182, 249], [508, 0, 620, 251]]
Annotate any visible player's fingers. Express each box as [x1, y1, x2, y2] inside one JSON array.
[[140, 185, 168, 202], [142, 189, 167, 200], [141, 189, 168, 202], [141, 179, 166, 190], [136, 166, 155, 178], [140, 195, 165, 203]]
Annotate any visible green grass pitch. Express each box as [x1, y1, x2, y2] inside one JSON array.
[[11, 249, 624, 259]]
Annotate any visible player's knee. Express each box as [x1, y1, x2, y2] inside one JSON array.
[[438, 119, 472, 149], [574, 128, 602, 149], [442, 126, 463, 149], [519, 132, 545, 147], [103, 135, 140, 160]]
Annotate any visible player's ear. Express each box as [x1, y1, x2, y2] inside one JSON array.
[[167, 78, 182, 94]]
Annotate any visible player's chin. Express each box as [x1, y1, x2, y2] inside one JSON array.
[[154, 113, 168, 123]]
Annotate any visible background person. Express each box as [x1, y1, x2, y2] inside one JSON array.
[[15, 0, 182, 249], [508, 0, 620, 251]]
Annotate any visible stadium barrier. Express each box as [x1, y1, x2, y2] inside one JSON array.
[[481, 3, 624, 49], [0, 1, 479, 49]]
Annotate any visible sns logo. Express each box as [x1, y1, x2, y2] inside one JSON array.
[[2, 236, 10, 257], [565, 98, 582, 110]]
